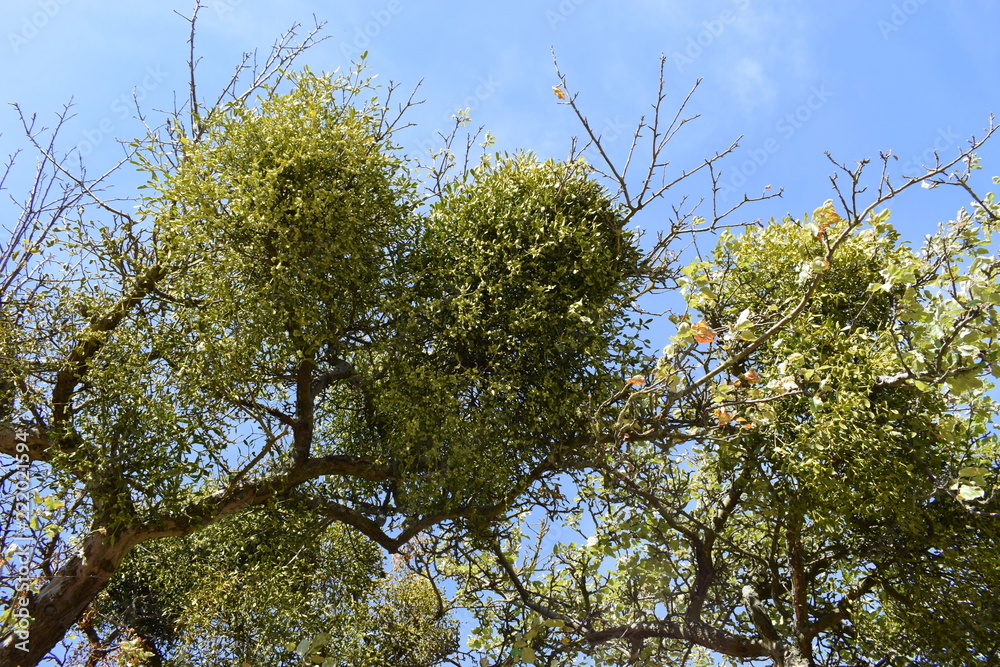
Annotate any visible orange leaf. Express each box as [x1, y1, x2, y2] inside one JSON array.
[[743, 369, 761, 384], [714, 408, 733, 426], [815, 206, 840, 239], [692, 321, 716, 343], [626, 374, 646, 387], [552, 85, 567, 100]]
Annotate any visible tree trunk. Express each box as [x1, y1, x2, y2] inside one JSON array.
[[0, 529, 136, 667]]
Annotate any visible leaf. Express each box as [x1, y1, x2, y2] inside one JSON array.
[[692, 321, 716, 343], [946, 371, 984, 394], [626, 374, 646, 387], [734, 308, 754, 330], [742, 369, 761, 384], [521, 647, 536, 663], [813, 201, 840, 239], [958, 484, 985, 501], [552, 86, 566, 100], [714, 408, 733, 427], [772, 375, 798, 392], [733, 309, 758, 340], [43, 496, 65, 511]]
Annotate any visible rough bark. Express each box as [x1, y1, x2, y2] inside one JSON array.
[[582, 619, 768, 658], [0, 530, 137, 667]]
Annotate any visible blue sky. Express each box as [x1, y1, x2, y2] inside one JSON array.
[[4, 0, 1000, 243]]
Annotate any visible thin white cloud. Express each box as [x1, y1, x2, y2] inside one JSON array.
[[722, 56, 777, 110]]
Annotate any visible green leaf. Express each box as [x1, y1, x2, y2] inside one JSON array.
[[958, 484, 985, 501]]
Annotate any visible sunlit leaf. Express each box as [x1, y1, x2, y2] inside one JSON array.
[[692, 321, 716, 343], [958, 484, 985, 501], [626, 374, 646, 387]]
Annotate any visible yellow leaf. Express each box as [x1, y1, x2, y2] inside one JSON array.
[[552, 85, 567, 100]]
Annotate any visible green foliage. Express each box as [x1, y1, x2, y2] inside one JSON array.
[[688, 208, 998, 664], [293, 564, 459, 667], [699, 212, 943, 517], [100, 504, 458, 667], [447, 197, 1000, 666], [5, 41, 1000, 667], [3, 63, 643, 666], [152, 68, 415, 354], [373, 154, 641, 506], [419, 153, 636, 377], [14, 67, 641, 529]]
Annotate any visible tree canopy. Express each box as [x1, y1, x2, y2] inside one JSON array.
[[444, 202, 1000, 666], [1, 14, 999, 667]]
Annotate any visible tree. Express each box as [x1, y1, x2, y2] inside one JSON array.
[[3, 8, 999, 667], [67, 503, 458, 666], [0, 10, 650, 665], [439, 177, 1000, 665]]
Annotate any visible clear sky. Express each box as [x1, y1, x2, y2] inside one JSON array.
[[3, 1, 1000, 663], [4, 0, 1000, 243]]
